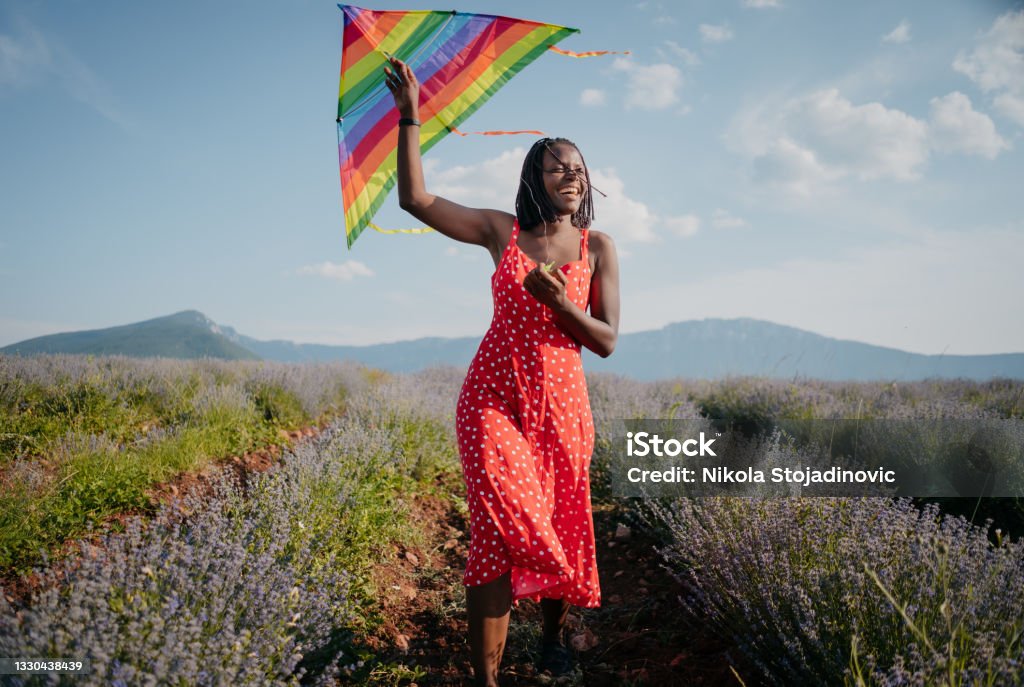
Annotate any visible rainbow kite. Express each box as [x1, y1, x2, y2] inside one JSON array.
[[337, 4, 597, 248]]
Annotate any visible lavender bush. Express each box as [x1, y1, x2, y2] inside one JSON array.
[[643, 495, 1024, 685], [0, 374, 448, 685], [340, 367, 462, 483], [686, 376, 1023, 424], [584, 373, 1024, 684], [1, 475, 353, 685]]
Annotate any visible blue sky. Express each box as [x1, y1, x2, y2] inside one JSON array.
[[1, 0, 1022, 355]]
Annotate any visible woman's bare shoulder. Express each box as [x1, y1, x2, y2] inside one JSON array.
[[587, 229, 617, 259]]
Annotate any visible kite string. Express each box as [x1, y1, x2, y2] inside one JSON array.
[[519, 176, 551, 267]]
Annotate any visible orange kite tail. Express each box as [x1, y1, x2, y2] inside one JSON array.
[[547, 46, 631, 58]]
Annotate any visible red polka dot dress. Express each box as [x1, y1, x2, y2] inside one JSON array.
[[455, 220, 600, 608]]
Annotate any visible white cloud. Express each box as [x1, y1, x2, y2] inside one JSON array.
[[711, 209, 749, 229], [700, 24, 734, 43], [928, 92, 1009, 159], [994, 93, 1024, 125], [882, 20, 911, 44], [611, 58, 683, 110], [732, 87, 1009, 195], [590, 168, 659, 243], [579, 88, 606, 107], [730, 89, 931, 193], [297, 261, 374, 281], [752, 137, 836, 196], [631, 1, 675, 26], [663, 214, 700, 237], [743, 0, 781, 7], [659, 40, 701, 67], [953, 9, 1024, 126], [794, 90, 929, 181], [427, 147, 524, 207]]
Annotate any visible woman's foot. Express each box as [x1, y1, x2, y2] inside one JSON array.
[[536, 639, 574, 677]]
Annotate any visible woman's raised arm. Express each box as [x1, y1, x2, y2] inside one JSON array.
[[384, 57, 509, 249]]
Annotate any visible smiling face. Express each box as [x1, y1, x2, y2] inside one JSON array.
[[541, 143, 588, 217], [515, 137, 594, 231]]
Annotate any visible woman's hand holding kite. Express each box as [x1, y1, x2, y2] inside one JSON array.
[[383, 56, 419, 120]]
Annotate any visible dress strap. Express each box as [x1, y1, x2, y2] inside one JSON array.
[[580, 227, 590, 264], [497, 219, 520, 270]]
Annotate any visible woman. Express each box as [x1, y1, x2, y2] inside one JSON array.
[[384, 56, 620, 686]]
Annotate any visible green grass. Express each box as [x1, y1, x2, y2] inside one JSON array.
[[0, 363, 333, 575]]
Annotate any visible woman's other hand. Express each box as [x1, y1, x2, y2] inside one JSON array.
[[384, 56, 419, 118], [524, 266, 568, 311]]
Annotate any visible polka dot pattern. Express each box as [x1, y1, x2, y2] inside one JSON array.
[[455, 220, 600, 609]]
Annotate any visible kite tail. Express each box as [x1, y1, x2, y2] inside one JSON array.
[[369, 222, 433, 235], [448, 126, 545, 137], [546, 46, 631, 58]]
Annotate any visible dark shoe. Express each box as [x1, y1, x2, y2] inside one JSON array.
[[537, 640, 574, 677]]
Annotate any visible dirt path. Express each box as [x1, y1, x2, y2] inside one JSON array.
[[359, 487, 756, 686]]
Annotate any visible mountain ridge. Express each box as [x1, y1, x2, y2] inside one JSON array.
[[2, 310, 1021, 381], [1, 310, 259, 361]]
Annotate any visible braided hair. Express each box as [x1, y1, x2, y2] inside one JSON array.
[[515, 137, 595, 231]]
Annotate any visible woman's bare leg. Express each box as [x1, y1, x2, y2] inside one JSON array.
[[540, 597, 570, 644], [466, 570, 513, 687]]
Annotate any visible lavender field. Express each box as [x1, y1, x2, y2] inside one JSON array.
[[1, 355, 1022, 685]]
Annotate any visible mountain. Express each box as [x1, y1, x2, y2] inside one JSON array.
[[201, 320, 472, 369], [227, 331, 480, 372], [0, 311, 259, 361], [3, 312, 1022, 381], [580, 318, 1024, 381]]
